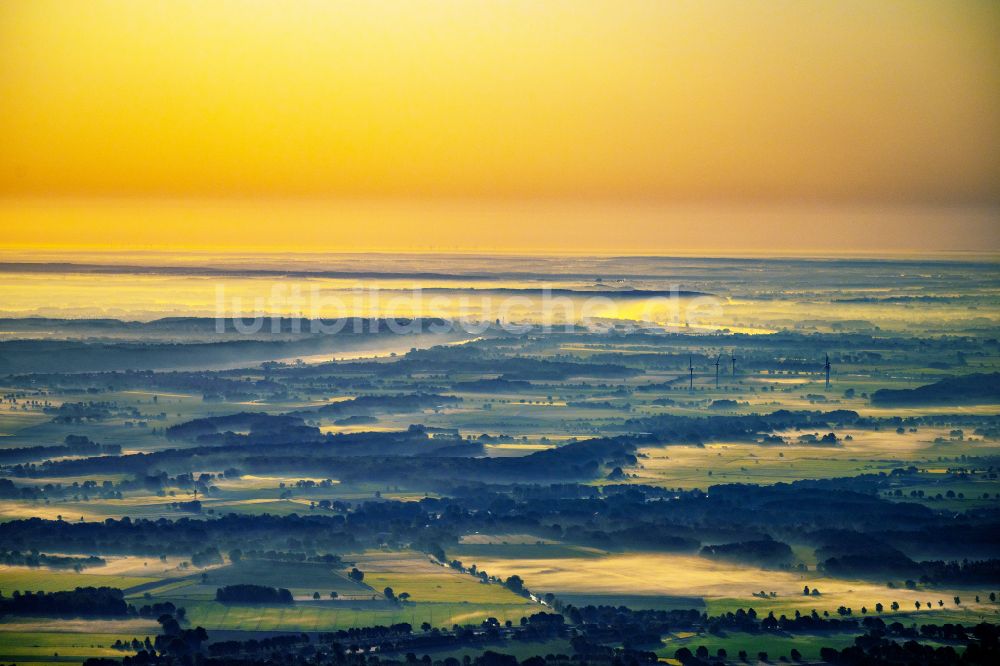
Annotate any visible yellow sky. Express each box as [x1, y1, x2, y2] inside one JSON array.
[[0, 1, 998, 252]]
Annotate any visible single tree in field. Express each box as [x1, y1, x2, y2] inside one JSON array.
[[915, 601, 921, 609], [875, 603, 884, 613], [329, 591, 338, 599], [890, 601, 899, 611], [313, 592, 320, 600], [954, 596, 961, 605], [505, 575, 525, 594]]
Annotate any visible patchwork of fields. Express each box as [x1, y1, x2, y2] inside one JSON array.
[[1, 268, 999, 664]]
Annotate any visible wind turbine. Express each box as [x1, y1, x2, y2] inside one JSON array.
[[714, 353, 722, 389], [824, 353, 831, 390], [730, 350, 736, 378], [688, 355, 694, 391]]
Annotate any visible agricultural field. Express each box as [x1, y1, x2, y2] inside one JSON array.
[[176, 599, 534, 633], [0, 629, 154, 666], [656, 630, 864, 663], [458, 551, 998, 624], [623, 427, 1000, 491], [110, 551, 539, 635], [0, 566, 159, 595], [451, 535, 606, 561], [150, 559, 370, 601], [355, 551, 530, 606], [0, 618, 160, 666]]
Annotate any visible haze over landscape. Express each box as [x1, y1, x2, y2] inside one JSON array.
[[0, 3, 999, 666]]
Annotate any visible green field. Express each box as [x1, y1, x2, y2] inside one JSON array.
[[121, 554, 538, 632], [0, 618, 160, 666], [0, 631, 145, 666], [179, 599, 534, 632], [656, 630, 863, 663], [0, 567, 159, 595], [156, 559, 372, 601]]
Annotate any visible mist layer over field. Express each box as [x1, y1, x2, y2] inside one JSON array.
[[1, 254, 996, 336]]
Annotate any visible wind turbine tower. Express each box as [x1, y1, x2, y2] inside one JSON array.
[[714, 354, 722, 388], [688, 355, 694, 391], [824, 353, 831, 390], [730, 350, 736, 378]]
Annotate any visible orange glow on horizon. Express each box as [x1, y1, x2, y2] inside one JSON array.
[[0, 1, 998, 252], [0, 198, 997, 256]]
